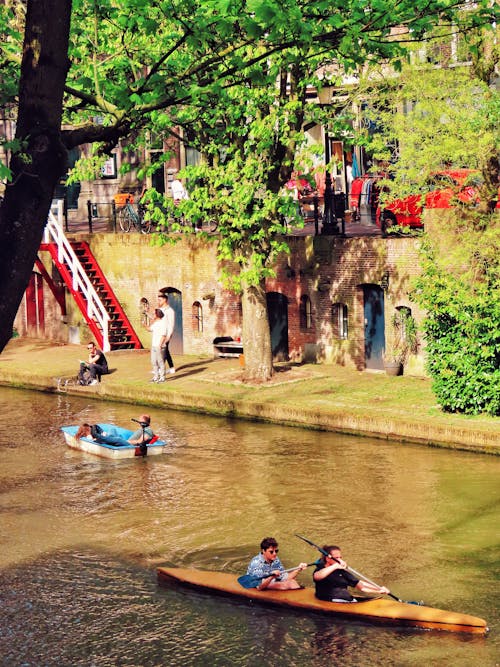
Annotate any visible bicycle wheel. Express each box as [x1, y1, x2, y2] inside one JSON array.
[[118, 207, 133, 232], [141, 218, 152, 234]]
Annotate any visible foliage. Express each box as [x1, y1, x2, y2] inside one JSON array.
[[357, 27, 499, 212], [413, 221, 500, 415], [385, 225, 423, 237], [384, 308, 418, 365], [1, 0, 499, 377], [356, 27, 500, 413]]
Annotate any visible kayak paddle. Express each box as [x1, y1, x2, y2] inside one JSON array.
[[238, 562, 316, 589], [295, 534, 419, 604]]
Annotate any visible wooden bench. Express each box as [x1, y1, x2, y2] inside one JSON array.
[[213, 337, 243, 358]]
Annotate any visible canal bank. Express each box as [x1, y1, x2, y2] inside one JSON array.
[[0, 338, 498, 454]]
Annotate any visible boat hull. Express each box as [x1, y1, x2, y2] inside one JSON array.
[[157, 567, 488, 635], [61, 424, 166, 459]]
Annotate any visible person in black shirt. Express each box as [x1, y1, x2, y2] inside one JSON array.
[[86, 341, 108, 384], [313, 545, 390, 602]]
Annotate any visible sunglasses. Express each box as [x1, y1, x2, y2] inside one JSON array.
[[267, 549, 279, 554]]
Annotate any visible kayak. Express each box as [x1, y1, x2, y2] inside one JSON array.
[[157, 567, 488, 635], [61, 423, 167, 459]]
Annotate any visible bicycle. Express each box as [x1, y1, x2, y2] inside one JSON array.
[[118, 200, 152, 234], [192, 217, 219, 233]]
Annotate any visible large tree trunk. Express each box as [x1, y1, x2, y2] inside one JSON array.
[[241, 280, 273, 382], [0, 0, 71, 353]]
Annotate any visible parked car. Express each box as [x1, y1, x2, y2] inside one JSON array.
[[376, 169, 499, 232]]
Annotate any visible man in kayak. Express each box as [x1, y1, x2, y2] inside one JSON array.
[[247, 537, 308, 591], [313, 545, 390, 602]]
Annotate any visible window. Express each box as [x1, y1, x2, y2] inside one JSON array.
[[192, 301, 203, 332], [332, 303, 348, 339], [299, 295, 312, 330]]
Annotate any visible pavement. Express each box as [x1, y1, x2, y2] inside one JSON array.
[[1, 338, 498, 455], [62, 210, 382, 238]]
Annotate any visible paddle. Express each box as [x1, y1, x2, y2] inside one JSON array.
[[295, 534, 418, 604], [238, 562, 317, 589]]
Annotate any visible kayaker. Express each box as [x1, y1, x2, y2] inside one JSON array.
[[313, 545, 390, 602], [246, 537, 308, 591]]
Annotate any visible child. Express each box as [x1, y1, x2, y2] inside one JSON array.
[[147, 308, 168, 382]]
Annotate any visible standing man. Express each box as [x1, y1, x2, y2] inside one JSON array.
[[157, 291, 176, 375]]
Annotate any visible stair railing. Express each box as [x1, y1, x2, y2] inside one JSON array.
[[43, 212, 110, 351]]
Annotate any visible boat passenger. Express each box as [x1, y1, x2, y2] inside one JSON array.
[[75, 423, 93, 439], [313, 545, 390, 602], [246, 537, 308, 591], [76, 415, 155, 447], [127, 415, 154, 445]]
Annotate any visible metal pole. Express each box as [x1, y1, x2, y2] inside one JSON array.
[[313, 195, 319, 236], [86, 199, 93, 233]]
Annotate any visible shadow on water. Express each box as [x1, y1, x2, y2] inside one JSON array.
[[0, 387, 498, 666]]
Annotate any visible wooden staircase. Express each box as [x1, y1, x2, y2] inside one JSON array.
[[40, 214, 142, 351]]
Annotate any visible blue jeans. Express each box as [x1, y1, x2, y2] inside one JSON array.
[[98, 434, 130, 447]]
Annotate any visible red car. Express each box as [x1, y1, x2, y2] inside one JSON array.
[[376, 169, 498, 232]]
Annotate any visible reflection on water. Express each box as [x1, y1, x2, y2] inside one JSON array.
[[0, 387, 498, 666]]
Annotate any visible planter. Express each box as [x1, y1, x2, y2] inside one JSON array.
[[384, 361, 403, 376]]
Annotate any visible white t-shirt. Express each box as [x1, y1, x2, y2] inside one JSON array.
[[160, 305, 175, 340], [151, 317, 168, 347], [171, 179, 188, 200]]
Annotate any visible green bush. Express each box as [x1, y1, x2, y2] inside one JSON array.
[[415, 228, 500, 416]]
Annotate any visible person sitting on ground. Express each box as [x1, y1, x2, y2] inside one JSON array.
[[246, 537, 308, 591], [313, 545, 390, 602], [79, 341, 108, 385]]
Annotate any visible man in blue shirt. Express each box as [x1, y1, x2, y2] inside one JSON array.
[[246, 537, 307, 591]]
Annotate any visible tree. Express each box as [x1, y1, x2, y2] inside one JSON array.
[[356, 26, 500, 414], [1, 0, 498, 381], [157, 51, 322, 380]]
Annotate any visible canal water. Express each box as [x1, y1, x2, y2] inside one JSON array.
[[0, 386, 498, 666]]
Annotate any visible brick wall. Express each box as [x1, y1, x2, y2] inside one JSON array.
[[16, 231, 427, 375]]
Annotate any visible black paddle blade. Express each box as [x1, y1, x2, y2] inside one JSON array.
[[295, 534, 329, 557], [237, 574, 262, 589]]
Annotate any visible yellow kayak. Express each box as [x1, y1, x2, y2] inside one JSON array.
[[157, 567, 488, 635]]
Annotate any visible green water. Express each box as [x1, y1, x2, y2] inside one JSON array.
[[0, 387, 498, 666]]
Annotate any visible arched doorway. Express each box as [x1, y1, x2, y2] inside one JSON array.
[[362, 284, 385, 370], [160, 287, 183, 355], [266, 292, 289, 361]]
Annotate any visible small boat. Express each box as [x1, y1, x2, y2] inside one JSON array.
[[61, 423, 167, 459], [157, 567, 488, 635]]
